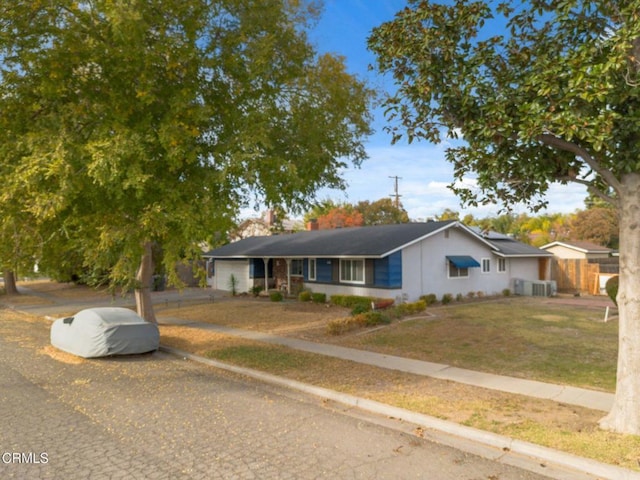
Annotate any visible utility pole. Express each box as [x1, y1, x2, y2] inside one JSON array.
[[389, 176, 402, 208]]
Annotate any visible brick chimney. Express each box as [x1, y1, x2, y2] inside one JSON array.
[[307, 218, 319, 231], [264, 209, 276, 226]]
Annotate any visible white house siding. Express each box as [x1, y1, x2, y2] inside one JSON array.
[[305, 282, 402, 303], [212, 260, 251, 293], [545, 245, 586, 259], [402, 227, 514, 300], [506, 257, 540, 287]]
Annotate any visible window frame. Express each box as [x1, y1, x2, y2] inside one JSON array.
[[497, 257, 507, 273], [308, 258, 316, 281], [448, 261, 469, 278], [481, 258, 491, 273], [290, 259, 304, 277], [340, 259, 365, 284]]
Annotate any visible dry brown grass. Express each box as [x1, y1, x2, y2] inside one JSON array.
[[4, 283, 640, 469], [158, 299, 350, 335], [158, 322, 640, 470]]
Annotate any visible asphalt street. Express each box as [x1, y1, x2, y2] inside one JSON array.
[[0, 312, 554, 480]]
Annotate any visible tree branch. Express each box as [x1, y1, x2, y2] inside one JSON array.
[[537, 133, 622, 193]]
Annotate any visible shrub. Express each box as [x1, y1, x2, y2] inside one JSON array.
[[394, 300, 427, 317], [441, 293, 453, 305], [476, 291, 485, 297], [269, 291, 283, 302], [311, 292, 327, 304], [358, 311, 391, 327], [330, 294, 374, 310], [502, 288, 511, 297], [250, 285, 263, 297], [467, 291, 476, 299], [351, 303, 370, 315], [298, 290, 312, 302], [606, 276, 619, 306], [420, 293, 438, 306], [326, 317, 359, 335], [456, 293, 464, 302], [228, 274, 238, 296]]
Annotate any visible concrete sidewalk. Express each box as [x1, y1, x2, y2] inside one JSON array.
[[157, 317, 614, 413]]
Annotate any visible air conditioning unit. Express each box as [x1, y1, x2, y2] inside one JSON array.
[[513, 279, 557, 297]]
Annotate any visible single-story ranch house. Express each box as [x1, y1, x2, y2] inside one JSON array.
[[203, 220, 554, 301]]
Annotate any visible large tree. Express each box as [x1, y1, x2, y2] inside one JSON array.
[[369, 1, 640, 434], [1, 0, 372, 321], [355, 198, 410, 225]]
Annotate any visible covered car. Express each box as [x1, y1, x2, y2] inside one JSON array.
[[50, 307, 159, 358]]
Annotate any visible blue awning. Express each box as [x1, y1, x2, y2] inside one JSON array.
[[446, 255, 481, 268]]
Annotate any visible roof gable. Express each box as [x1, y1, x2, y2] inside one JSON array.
[[540, 240, 612, 253]]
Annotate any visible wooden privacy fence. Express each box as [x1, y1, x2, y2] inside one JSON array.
[[551, 258, 618, 295]]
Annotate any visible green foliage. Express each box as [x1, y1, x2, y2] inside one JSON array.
[[311, 292, 327, 304], [441, 293, 453, 305], [250, 285, 264, 297], [606, 276, 619, 306], [0, 0, 373, 315], [228, 274, 239, 297], [355, 311, 391, 327], [330, 294, 374, 309], [393, 300, 427, 316], [350, 303, 370, 315], [420, 294, 438, 306], [369, 1, 638, 210], [298, 290, 312, 302], [502, 289, 511, 297], [326, 310, 391, 335], [456, 293, 464, 302], [269, 291, 284, 302]]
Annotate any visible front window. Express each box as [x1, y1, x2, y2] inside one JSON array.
[[340, 259, 364, 283], [290, 259, 303, 276], [308, 258, 316, 281], [448, 261, 469, 278]]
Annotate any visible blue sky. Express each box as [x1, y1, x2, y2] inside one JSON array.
[[300, 0, 588, 221]]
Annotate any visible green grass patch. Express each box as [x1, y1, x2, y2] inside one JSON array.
[[206, 344, 316, 373]]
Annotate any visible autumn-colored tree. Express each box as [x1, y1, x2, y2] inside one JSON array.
[[571, 207, 619, 249], [355, 198, 409, 225], [370, 0, 640, 433], [434, 208, 460, 221], [1, 0, 373, 321], [316, 206, 364, 229]]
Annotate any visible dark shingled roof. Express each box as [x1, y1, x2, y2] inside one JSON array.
[[205, 221, 455, 258], [205, 221, 553, 259]]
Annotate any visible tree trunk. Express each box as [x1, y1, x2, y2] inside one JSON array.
[[3, 270, 19, 295], [599, 172, 640, 434], [134, 241, 157, 323]]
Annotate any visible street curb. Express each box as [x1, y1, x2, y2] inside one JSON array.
[[160, 345, 640, 480]]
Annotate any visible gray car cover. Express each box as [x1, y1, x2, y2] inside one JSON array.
[[50, 307, 160, 358]]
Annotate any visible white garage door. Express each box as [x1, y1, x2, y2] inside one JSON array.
[[214, 260, 250, 293]]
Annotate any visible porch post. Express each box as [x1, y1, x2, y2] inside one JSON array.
[[285, 258, 291, 295], [262, 257, 270, 294]]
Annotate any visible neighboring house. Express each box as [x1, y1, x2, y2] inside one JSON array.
[[204, 221, 553, 301], [540, 240, 613, 260], [541, 240, 617, 295]]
